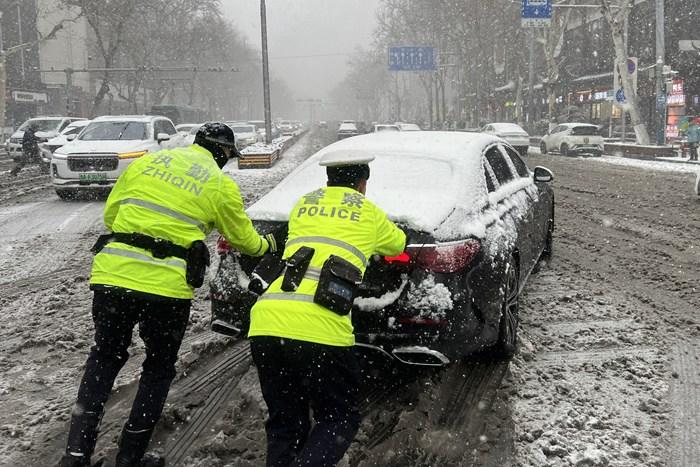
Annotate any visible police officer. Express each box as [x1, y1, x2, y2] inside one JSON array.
[[59, 122, 278, 467], [248, 151, 406, 467], [10, 123, 39, 176]]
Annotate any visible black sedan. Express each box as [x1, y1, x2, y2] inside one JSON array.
[[210, 131, 554, 366]]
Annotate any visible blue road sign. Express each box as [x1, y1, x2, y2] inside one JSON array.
[[388, 47, 435, 71], [656, 93, 666, 110], [521, 0, 552, 27]]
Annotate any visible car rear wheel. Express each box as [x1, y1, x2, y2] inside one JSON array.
[[493, 256, 519, 359], [540, 142, 547, 154], [560, 143, 569, 157]]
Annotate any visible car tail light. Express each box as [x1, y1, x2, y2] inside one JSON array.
[[397, 316, 447, 326], [216, 236, 231, 256], [408, 239, 480, 273]]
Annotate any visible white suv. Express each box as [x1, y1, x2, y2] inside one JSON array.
[[51, 115, 186, 199], [540, 123, 604, 157], [6, 116, 86, 159]]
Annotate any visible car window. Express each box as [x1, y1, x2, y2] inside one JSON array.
[[484, 146, 514, 186], [80, 122, 148, 141], [483, 163, 496, 192], [157, 119, 177, 135], [571, 126, 600, 136], [59, 120, 71, 131], [501, 145, 530, 178], [64, 126, 83, 137]]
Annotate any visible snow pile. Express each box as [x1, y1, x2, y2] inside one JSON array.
[[401, 275, 453, 315], [240, 135, 291, 155], [355, 276, 408, 311]]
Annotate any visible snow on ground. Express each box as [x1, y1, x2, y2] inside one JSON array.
[[529, 146, 700, 174]]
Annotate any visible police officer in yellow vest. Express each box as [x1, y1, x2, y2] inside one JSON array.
[[59, 122, 278, 467], [248, 150, 406, 467]]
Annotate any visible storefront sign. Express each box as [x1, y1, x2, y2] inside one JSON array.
[[666, 79, 685, 107], [11, 91, 48, 103]]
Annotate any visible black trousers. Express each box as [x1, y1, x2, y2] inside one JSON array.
[[64, 289, 190, 460], [250, 336, 361, 467], [689, 142, 698, 161]]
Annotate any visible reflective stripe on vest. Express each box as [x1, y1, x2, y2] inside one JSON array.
[[258, 292, 315, 303], [285, 236, 367, 266], [121, 198, 207, 233], [100, 246, 186, 269], [304, 266, 321, 281]]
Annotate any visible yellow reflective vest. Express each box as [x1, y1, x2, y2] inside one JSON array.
[[90, 144, 269, 299], [248, 186, 406, 346]]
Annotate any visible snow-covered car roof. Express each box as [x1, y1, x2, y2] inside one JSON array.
[[91, 115, 165, 123], [247, 131, 499, 233], [489, 123, 528, 134], [560, 122, 598, 128]]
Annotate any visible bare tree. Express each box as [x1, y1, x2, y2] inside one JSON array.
[[600, 0, 650, 144]]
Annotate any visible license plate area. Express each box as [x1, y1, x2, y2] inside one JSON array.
[[79, 172, 107, 182]]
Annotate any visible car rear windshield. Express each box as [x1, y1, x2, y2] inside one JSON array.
[[79, 122, 148, 141], [571, 126, 600, 136], [19, 119, 62, 132]]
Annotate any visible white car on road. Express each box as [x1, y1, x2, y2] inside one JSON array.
[[7, 116, 86, 159], [227, 123, 258, 149], [481, 122, 530, 156], [39, 120, 92, 166], [51, 115, 186, 199], [540, 123, 604, 157]]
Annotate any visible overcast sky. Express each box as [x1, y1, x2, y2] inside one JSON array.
[[222, 0, 381, 102]]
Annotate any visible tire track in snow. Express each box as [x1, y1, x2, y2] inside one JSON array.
[[669, 340, 700, 467]]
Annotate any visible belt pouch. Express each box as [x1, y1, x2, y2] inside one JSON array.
[[281, 246, 315, 292], [313, 255, 362, 315], [186, 240, 211, 288], [248, 253, 285, 295]]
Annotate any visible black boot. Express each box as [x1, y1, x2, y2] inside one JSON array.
[[115, 426, 156, 467], [57, 454, 91, 467], [61, 408, 103, 467]]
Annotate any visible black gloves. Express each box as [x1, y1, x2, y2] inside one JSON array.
[[264, 226, 288, 254]]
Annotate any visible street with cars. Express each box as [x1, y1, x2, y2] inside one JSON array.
[[0, 126, 698, 466]]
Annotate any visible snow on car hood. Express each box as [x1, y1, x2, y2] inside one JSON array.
[[246, 132, 492, 235], [56, 139, 153, 155]]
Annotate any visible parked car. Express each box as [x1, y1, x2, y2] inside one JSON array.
[[396, 122, 422, 131], [279, 120, 296, 135], [51, 115, 186, 199], [248, 120, 281, 142], [373, 124, 401, 132], [318, 121, 328, 129], [337, 122, 359, 140], [480, 122, 530, 156], [209, 131, 555, 365], [540, 123, 604, 157], [7, 116, 86, 160], [227, 122, 258, 149], [39, 120, 92, 167], [175, 123, 202, 136]]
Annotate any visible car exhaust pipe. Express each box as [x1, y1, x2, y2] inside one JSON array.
[[391, 346, 450, 367], [355, 343, 450, 367]]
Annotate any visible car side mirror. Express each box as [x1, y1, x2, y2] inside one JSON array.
[[533, 166, 554, 183], [157, 132, 171, 143], [66, 134, 77, 141]]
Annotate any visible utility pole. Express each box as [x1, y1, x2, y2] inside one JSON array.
[[527, 29, 536, 125], [260, 0, 272, 144], [654, 0, 665, 145]]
